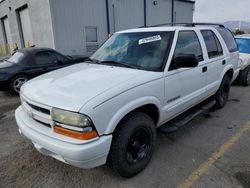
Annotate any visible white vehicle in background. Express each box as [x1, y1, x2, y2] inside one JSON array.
[[15, 23, 239, 178], [235, 35, 250, 86]]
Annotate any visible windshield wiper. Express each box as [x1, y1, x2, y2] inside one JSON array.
[[100, 60, 141, 69], [85, 59, 142, 70], [85, 58, 101, 64]]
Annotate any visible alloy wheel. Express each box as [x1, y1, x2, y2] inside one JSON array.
[[13, 77, 28, 93]]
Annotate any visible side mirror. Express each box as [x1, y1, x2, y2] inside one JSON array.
[[173, 54, 199, 68]]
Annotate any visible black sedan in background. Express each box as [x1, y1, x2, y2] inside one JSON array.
[[0, 47, 88, 95]]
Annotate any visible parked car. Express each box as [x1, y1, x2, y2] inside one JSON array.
[[15, 24, 239, 177], [235, 35, 250, 86], [0, 47, 88, 95]]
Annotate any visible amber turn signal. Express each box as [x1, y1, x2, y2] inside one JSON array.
[[54, 126, 98, 140]]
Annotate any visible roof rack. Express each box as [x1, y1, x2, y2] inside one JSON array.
[[139, 22, 225, 28], [185, 23, 225, 28], [139, 23, 179, 28]]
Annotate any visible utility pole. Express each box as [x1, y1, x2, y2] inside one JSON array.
[[171, 0, 175, 26], [238, 11, 243, 30]]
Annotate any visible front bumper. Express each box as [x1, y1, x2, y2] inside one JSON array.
[[15, 106, 112, 168]]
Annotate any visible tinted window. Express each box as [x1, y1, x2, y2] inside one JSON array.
[[201, 30, 223, 58], [236, 38, 250, 54], [36, 51, 57, 65], [52, 51, 68, 62], [216, 28, 238, 52], [215, 35, 223, 54], [8, 52, 25, 64], [173, 31, 203, 61]]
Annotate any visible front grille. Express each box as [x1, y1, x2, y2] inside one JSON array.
[[21, 96, 53, 129], [35, 119, 51, 128], [26, 102, 50, 115]]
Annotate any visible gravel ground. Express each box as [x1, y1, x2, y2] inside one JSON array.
[[0, 85, 250, 188]]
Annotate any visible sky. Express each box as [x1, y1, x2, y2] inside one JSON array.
[[193, 0, 250, 23]]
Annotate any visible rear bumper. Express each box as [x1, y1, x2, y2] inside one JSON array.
[[15, 106, 112, 169]]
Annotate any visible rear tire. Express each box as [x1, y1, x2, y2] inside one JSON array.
[[9, 75, 29, 95], [215, 75, 231, 109], [110, 111, 156, 178], [239, 66, 250, 86]]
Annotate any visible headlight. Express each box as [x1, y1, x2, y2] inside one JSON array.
[[52, 108, 92, 127], [51, 108, 98, 140]]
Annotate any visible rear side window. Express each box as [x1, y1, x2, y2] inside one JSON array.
[[216, 28, 238, 53], [36, 51, 57, 65], [201, 30, 223, 58], [52, 51, 68, 62], [174, 31, 203, 61]]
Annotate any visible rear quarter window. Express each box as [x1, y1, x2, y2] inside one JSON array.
[[216, 28, 238, 53], [35, 51, 57, 65]]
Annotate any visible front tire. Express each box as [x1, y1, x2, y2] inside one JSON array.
[[9, 75, 29, 95], [215, 75, 231, 109], [239, 66, 250, 86], [110, 111, 156, 178]]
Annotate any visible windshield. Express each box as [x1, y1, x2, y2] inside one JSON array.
[[236, 38, 250, 54], [8, 52, 25, 64], [91, 32, 173, 71]]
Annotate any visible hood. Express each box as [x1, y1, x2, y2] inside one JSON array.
[[239, 53, 250, 69], [22, 63, 146, 112], [239, 53, 250, 61]]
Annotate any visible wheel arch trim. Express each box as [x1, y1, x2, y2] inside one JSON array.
[[104, 96, 162, 135], [220, 65, 234, 82]]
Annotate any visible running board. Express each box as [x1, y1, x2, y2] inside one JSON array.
[[158, 100, 216, 133]]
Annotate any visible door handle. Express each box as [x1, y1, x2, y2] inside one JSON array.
[[222, 60, 226, 65], [202, 66, 207, 73]]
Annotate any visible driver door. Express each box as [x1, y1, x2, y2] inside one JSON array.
[[163, 30, 207, 120]]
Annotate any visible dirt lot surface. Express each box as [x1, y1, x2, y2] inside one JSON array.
[[1, 86, 250, 188]]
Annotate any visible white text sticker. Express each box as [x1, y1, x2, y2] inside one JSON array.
[[138, 35, 162, 45]]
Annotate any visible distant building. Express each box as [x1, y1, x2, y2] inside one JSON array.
[[0, 0, 195, 56]]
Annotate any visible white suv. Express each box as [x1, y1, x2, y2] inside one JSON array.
[[15, 24, 239, 177], [235, 34, 250, 86]]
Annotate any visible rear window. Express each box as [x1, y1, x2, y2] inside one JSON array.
[[216, 28, 238, 53], [235, 38, 250, 54]]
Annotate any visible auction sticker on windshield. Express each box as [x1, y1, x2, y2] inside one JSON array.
[[138, 35, 162, 45]]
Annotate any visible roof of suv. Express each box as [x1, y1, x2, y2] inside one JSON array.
[[117, 26, 221, 33], [117, 23, 225, 33]]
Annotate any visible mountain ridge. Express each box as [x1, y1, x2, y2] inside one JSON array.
[[223, 21, 250, 31]]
